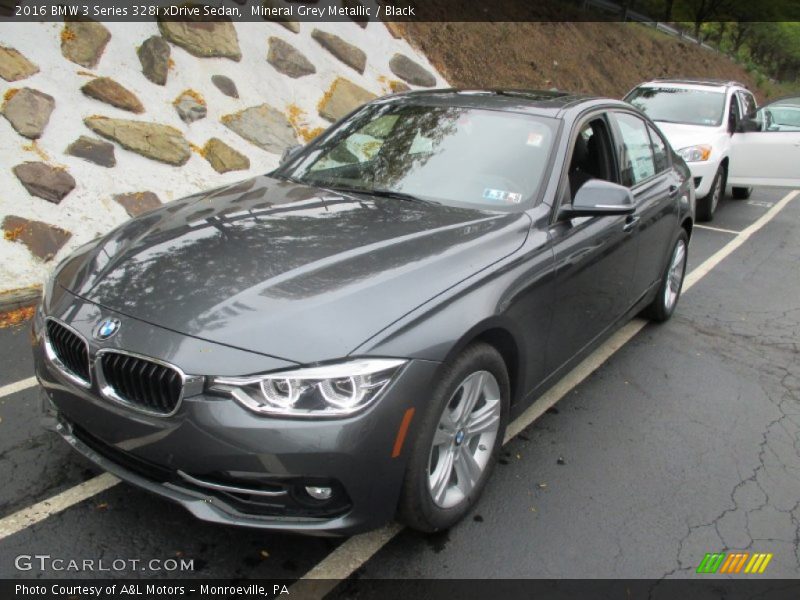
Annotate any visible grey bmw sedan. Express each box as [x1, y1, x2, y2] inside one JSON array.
[[34, 89, 694, 535]]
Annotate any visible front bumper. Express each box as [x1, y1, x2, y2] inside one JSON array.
[[686, 160, 719, 198], [34, 294, 439, 535]]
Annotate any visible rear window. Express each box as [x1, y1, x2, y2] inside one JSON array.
[[625, 86, 726, 127], [647, 125, 669, 173], [616, 113, 656, 186]]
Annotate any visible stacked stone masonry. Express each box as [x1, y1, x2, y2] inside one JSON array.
[[0, 20, 443, 294]]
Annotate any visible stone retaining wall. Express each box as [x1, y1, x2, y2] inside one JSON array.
[[0, 19, 445, 297]]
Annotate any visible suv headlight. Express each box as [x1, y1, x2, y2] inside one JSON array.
[[677, 144, 712, 162], [209, 358, 407, 418]]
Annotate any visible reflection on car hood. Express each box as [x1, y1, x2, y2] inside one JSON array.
[[57, 176, 530, 363]]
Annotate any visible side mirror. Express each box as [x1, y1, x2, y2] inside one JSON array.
[[560, 179, 635, 218], [736, 117, 761, 133], [280, 144, 303, 165]]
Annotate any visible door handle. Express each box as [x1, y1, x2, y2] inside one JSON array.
[[623, 215, 640, 232], [668, 185, 679, 198]]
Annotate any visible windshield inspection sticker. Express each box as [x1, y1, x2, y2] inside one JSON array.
[[483, 189, 523, 204]]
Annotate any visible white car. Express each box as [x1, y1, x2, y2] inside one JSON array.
[[625, 79, 800, 221]]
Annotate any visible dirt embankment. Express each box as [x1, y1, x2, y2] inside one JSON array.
[[400, 22, 764, 101]]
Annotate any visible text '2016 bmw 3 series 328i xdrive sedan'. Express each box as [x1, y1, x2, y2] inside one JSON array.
[[34, 89, 695, 535]]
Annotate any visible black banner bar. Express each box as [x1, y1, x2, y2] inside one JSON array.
[[1, 0, 800, 23], [4, 579, 800, 600]]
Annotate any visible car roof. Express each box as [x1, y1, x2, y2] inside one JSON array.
[[640, 78, 748, 90], [380, 88, 629, 118]]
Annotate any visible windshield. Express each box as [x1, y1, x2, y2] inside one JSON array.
[[625, 86, 726, 127], [277, 103, 558, 211]]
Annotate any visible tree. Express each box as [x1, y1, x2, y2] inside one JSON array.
[[676, 0, 731, 40], [729, 22, 752, 54], [663, 0, 676, 21]]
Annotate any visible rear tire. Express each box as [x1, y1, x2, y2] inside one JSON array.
[[398, 343, 509, 533], [643, 230, 689, 323], [731, 186, 752, 200], [696, 166, 725, 222]]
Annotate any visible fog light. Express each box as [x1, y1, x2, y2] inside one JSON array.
[[304, 485, 333, 500]]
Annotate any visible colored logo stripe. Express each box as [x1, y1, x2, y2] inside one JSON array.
[[697, 553, 725, 574], [719, 553, 748, 573], [744, 553, 773, 574], [697, 552, 773, 574]]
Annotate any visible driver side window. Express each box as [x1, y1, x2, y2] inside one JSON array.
[[567, 117, 616, 201], [738, 91, 757, 119]]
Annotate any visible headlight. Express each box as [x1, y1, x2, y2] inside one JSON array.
[[677, 144, 712, 162], [209, 358, 407, 418]]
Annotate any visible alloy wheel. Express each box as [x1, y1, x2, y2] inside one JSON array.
[[427, 370, 501, 509], [664, 238, 687, 312]]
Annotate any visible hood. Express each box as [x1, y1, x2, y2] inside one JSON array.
[[57, 176, 530, 363], [655, 121, 725, 154]]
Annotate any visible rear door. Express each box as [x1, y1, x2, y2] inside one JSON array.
[[609, 111, 681, 300], [729, 95, 800, 188]]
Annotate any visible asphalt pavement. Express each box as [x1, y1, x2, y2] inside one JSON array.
[[1, 187, 798, 584]]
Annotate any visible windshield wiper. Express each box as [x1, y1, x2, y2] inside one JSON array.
[[322, 185, 435, 205], [369, 188, 435, 204]]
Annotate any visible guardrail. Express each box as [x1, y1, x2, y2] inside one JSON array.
[[582, 0, 718, 52]]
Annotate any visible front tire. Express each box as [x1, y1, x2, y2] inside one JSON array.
[[643, 230, 689, 322], [731, 186, 752, 200], [696, 166, 726, 222], [398, 343, 509, 533]]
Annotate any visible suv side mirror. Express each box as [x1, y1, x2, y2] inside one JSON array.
[[560, 179, 635, 218], [736, 117, 761, 133], [280, 144, 303, 165]]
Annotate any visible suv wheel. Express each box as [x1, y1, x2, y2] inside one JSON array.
[[398, 343, 509, 532], [697, 166, 726, 222]]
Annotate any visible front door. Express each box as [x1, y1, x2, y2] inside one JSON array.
[[729, 96, 800, 188], [546, 113, 639, 374]]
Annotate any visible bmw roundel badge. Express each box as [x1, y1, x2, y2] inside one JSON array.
[[94, 318, 120, 340]]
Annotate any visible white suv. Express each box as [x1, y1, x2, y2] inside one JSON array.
[[624, 79, 758, 221]]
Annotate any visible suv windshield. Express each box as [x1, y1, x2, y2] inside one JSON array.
[[278, 103, 558, 211], [625, 86, 726, 127]]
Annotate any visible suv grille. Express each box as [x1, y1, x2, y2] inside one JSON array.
[[100, 352, 183, 415], [46, 320, 91, 384]]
